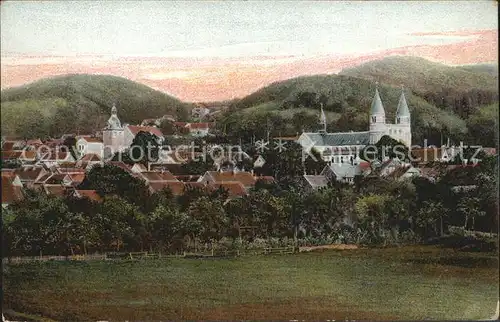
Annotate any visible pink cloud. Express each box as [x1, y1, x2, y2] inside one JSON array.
[[1, 30, 497, 102]]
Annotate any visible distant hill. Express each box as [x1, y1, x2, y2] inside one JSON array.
[[221, 73, 469, 145], [339, 56, 498, 92], [339, 56, 498, 120], [1, 74, 192, 139], [460, 63, 499, 78]]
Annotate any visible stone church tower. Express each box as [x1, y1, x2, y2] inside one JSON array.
[[103, 104, 125, 159], [369, 86, 412, 147], [369, 86, 387, 145]]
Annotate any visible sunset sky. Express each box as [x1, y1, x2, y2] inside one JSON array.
[[1, 1, 498, 102]]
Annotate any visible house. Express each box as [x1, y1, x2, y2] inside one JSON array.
[[14, 167, 48, 188], [73, 189, 102, 202], [1, 171, 23, 208], [321, 163, 366, 184], [62, 173, 86, 187], [302, 175, 329, 191], [124, 125, 164, 147], [140, 114, 176, 126], [368, 158, 406, 178], [38, 151, 75, 168], [175, 175, 201, 182], [43, 184, 69, 197], [149, 163, 184, 175], [25, 139, 43, 148], [137, 171, 178, 183], [76, 153, 102, 168], [148, 181, 185, 195], [209, 182, 247, 198], [76, 137, 104, 158], [198, 171, 256, 190], [2, 150, 37, 165], [254, 175, 275, 184], [131, 163, 148, 173], [191, 105, 211, 120], [386, 165, 421, 181], [253, 155, 266, 168], [185, 123, 213, 137]]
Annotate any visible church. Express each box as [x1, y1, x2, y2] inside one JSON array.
[[297, 87, 412, 164], [102, 104, 165, 159]]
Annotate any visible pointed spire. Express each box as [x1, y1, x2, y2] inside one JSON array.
[[370, 86, 385, 116], [319, 103, 327, 133], [396, 86, 410, 118]]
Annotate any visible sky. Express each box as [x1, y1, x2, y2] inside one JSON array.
[[1, 1, 498, 101]]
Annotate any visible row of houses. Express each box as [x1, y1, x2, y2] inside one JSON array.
[[1, 156, 276, 208], [2, 150, 483, 209]]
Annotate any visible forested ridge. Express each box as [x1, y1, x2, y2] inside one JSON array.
[[1, 74, 192, 139]]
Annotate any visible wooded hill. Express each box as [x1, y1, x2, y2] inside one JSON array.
[[218, 56, 498, 146], [1, 74, 193, 139]]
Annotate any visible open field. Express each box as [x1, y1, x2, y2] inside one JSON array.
[[3, 245, 498, 321]]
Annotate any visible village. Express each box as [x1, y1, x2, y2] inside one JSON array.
[[1, 88, 496, 209]]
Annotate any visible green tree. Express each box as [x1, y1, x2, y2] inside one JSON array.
[[456, 196, 485, 231], [62, 135, 79, 160], [159, 119, 177, 136], [416, 200, 448, 237], [128, 131, 161, 165], [79, 164, 150, 210]]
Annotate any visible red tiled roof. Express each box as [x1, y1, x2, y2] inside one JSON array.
[[35, 173, 53, 183], [175, 175, 201, 182], [43, 184, 68, 197], [174, 122, 188, 127], [1, 150, 37, 161], [56, 167, 86, 174], [14, 167, 46, 181], [149, 164, 184, 174], [108, 161, 133, 172], [209, 182, 247, 197], [358, 161, 371, 170], [148, 181, 185, 195], [26, 139, 43, 146], [67, 173, 86, 184], [184, 182, 207, 190], [79, 153, 102, 162], [139, 171, 177, 182], [186, 122, 213, 130], [75, 190, 102, 202], [2, 142, 15, 150], [126, 125, 163, 138], [45, 174, 67, 185], [206, 171, 256, 187], [40, 151, 71, 161], [255, 176, 275, 183], [482, 147, 497, 156]]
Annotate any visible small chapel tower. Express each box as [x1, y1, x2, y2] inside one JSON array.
[[369, 84, 387, 144], [103, 104, 125, 159], [319, 103, 327, 134]]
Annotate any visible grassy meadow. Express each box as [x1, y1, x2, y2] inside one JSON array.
[[3, 246, 498, 321]]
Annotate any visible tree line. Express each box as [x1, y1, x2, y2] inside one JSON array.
[[2, 149, 497, 257]]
